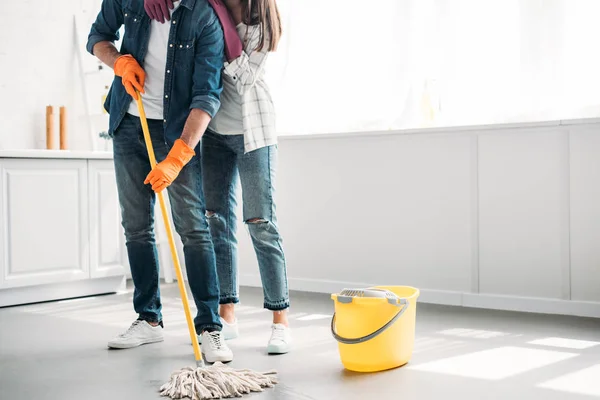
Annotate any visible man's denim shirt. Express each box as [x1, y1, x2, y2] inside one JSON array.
[[87, 0, 224, 146]]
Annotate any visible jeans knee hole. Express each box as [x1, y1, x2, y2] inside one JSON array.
[[246, 218, 268, 224], [206, 211, 218, 219]]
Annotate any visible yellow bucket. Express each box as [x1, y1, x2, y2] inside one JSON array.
[[331, 286, 420, 372]]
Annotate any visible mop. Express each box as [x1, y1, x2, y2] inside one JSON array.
[[134, 93, 278, 399]]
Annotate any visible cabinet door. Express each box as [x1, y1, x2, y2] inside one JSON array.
[[0, 159, 89, 288], [88, 160, 125, 278]]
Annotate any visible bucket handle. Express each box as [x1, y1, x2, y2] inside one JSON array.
[[330, 298, 409, 345]]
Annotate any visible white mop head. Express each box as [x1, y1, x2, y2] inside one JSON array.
[[159, 362, 278, 399]]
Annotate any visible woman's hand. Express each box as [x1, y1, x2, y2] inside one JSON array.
[[144, 0, 174, 23]]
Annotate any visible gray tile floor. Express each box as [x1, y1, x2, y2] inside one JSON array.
[[2, 284, 600, 399]]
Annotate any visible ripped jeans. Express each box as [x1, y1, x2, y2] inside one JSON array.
[[201, 129, 289, 311]]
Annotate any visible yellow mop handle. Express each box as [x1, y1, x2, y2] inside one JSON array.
[[135, 93, 204, 366]]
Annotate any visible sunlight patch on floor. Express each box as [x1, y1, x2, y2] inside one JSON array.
[[538, 364, 600, 397], [408, 346, 578, 380], [437, 328, 511, 339], [528, 337, 600, 350]]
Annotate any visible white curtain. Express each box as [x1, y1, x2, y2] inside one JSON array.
[[266, 0, 600, 135]]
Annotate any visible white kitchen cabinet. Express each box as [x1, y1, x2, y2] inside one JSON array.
[[0, 150, 125, 307], [88, 159, 123, 279], [0, 158, 89, 288], [570, 128, 600, 303], [238, 120, 600, 318], [478, 129, 569, 300]]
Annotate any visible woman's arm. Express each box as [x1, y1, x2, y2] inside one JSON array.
[[223, 25, 270, 96]]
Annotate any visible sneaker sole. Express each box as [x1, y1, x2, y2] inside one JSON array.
[[202, 353, 233, 364], [108, 336, 164, 349], [267, 344, 291, 355], [224, 330, 239, 340]]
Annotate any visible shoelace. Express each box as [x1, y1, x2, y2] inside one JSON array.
[[206, 331, 224, 349], [118, 320, 143, 338], [270, 325, 287, 342]]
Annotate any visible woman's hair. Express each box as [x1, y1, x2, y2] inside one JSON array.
[[242, 0, 282, 52]]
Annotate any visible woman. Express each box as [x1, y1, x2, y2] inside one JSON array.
[[204, 0, 290, 355], [145, 0, 290, 354]]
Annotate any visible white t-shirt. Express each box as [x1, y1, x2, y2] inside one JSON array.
[[208, 23, 246, 135], [127, 1, 181, 120], [208, 67, 244, 135]]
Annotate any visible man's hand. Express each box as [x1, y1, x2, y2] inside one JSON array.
[[91, 43, 144, 99], [144, 139, 195, 192], [114, 54, 146, 100], [114, 55, 146, 100], [144, 0, 174, 23], [146, 109, 211, 192]]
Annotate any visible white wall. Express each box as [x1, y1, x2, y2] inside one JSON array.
[[9, 1, 600, 318], [0, 0, 111, 151], [234, 120, 600, 318]]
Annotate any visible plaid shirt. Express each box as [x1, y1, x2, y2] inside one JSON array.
[[222, 24, 276, 153]]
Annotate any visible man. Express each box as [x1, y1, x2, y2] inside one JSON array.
[[87, 0, 233, 363]]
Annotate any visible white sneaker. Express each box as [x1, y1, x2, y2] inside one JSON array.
[[197, 317, 239, 344], [267, 324, 292, 354], [221, 317, 240, 340], [201, 330, 234, 363], [107, 320, 164, 349]]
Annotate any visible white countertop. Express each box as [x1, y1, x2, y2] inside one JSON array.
[[278, 116, 600, 140], [0, 150, 113, 159], [2, 117, 600, 156]]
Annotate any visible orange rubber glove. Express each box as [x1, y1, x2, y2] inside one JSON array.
[[114, 55, 146, 100], [144, 139, 195, 192]]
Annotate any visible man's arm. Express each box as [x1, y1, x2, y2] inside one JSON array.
[[92, 41, 121, 69], [144, 14, 225, 193], [177, 13, 225, 148], [179, 109, 212, 149], [88, 0, 145, 99], [87, 0, 123, 56]]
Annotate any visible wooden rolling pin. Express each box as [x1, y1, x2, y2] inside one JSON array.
[[59, 106, 67, 150], [46, 105, 54, 150]]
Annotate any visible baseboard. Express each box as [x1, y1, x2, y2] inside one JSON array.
[[238, 274, 600, 318], [462, 293, 600, 319], [0, 275, 127, 308]]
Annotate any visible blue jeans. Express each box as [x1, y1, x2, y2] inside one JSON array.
[[112, 114, 221, 332], [201, 130, 289, 311]]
